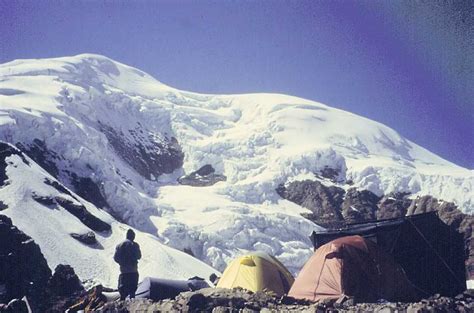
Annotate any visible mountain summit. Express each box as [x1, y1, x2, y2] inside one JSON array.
[[0, 54, 472, 278]]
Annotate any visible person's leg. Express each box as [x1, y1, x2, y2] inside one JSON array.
[[119, 288, 127, 301], [129, 272, 139, 299], [123, 284, 132, 300], [118, 274, 127, 301]]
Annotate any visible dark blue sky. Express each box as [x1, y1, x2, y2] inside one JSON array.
[[1, 1, 473, 168]]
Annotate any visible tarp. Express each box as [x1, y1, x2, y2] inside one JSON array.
[[309, 212, 466, 296], [135, 277, 210, 301], [289, 235, 420, 302], [216, 251, 294, 296]]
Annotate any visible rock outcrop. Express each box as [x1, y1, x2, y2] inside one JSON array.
[[317, 166, 342, 183], [341, 188, 380, 223], [70, 231, 99, 246], [0, 215, 52, 311], [276, 180, 345, 228], [55, 197, 111, 233], [69, 173, 110, 210], [377, 192, 411, 219], [99, 121, 184, 180], [0, 215, 87, 312], [47, 264, 84, 297], [0, 142, 29, 187], [16, 139, 60, 179], [178, 164, 227, 187]]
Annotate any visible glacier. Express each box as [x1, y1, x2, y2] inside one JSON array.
[[0, 54, 472, 280]]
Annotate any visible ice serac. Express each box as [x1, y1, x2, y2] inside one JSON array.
[[0, 54, 472, 274]]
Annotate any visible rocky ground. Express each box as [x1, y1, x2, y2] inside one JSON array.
[[100, 287, 474, 313]]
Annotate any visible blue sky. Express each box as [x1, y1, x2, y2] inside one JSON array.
[[1, 1, 473, 168]]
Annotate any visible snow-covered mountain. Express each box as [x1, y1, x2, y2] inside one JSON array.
[[0, 54, 472, 278]]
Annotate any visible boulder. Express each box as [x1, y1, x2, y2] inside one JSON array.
[[70, 232, 98, 246], [47, 264, 84, 297]]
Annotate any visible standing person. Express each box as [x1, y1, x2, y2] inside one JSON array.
[[114, 229, 142, 300]]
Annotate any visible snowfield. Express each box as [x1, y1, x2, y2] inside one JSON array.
[[0, 54, 472, 280]]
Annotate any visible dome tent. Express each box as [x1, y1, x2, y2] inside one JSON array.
[[289, 235, 420, 302], [309, 212, 466, 297], [216, 251, 294, 296]]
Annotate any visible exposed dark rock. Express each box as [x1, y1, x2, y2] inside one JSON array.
[[187, 293, 207, 311], [0, 215, 52, 312], [0, 142, 30, 187], [195, 165, 214, 176], [69, 173, 109, 209], [43, 178, 79, 201], [31, 193, 56, 207], [377, 192, 411, 220], [99, 121, 184, 180], [47, 264, 84, 297], [0, 202, 7, 211], [341, 188, 380, 223], [55, 197, 111, 232], [16, 139, 60, 178], [276, 180, 345, 227], [178, 164, 227, 187], [70, 231, 98, 246], [318, 166, 341, 182], [5, 299, 28, 313], [183, 247, 195, 257], [406, 195, 441, 216], [279, 295, 297, 305], [0, 214, 86, 311]]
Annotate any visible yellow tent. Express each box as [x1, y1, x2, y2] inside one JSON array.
[[216, 251, 294, 296]]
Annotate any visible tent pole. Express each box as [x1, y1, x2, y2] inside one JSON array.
[[407, 219, 463, 286]]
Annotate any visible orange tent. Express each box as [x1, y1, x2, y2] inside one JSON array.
[[289, 235, 420, 302]]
